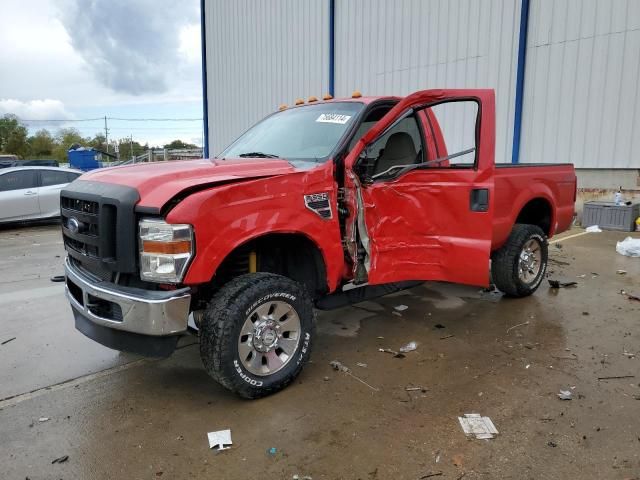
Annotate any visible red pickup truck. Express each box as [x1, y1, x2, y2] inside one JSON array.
[[61, 89, 576, 398]]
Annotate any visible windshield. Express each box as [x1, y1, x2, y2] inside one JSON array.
[[221, 102, 364, 162]]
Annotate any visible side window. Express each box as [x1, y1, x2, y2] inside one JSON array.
[[368, 114, 423, 175], [427, 100, 478, 167], [0, 171, 38, 192], [66, 172, 81, 183], [41, 170, 74, 187], [40, 170, 79, 186]]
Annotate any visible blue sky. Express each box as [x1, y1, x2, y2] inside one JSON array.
[[0, 0, 204, 148]]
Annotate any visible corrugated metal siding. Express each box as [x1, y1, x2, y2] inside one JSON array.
[[520, 0, 640, 168], [204, 0, 329, 154], [334, 0, 521, 164]]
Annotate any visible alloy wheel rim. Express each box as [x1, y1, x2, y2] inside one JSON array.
[[238, 300, 301, 376], [518, 238, 543, 284]]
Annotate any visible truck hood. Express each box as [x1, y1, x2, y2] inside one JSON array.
[[81, 158, 298, 210]]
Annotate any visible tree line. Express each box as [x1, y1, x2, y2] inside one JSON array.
[[0, 114, 199, 162]]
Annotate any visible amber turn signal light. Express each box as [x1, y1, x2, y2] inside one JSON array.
[[142, 240, 192, 254], [294, 98, 304, 105], [351, 90, 362, 98]]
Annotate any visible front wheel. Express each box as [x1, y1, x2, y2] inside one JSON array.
[[199, 273, 315, 399], [491, 224, 548, 297]]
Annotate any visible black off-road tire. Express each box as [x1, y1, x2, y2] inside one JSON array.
[[491, 224, 548, 298], [199, 272, 315, 399]]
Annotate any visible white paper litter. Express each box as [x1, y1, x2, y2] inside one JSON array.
[[557, 389, 573, 400], [616, 237, 640, 257], [394, 304, 409, 312], [208, 429, 232, 451], [38, 417, 49, 422], [458, 414, 499, 439], [399, 341, 418, 353], [585, 225, 602, 233]]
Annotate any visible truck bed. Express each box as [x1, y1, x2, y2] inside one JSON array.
[[492, 163, 576, 250]]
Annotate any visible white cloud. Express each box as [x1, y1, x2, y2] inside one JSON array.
[[179, 23, 202, 64], [0, 99, 73, 121]]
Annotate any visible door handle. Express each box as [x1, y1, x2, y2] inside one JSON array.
[[470, 188, 489, 212], [24, 190, 37, 196]]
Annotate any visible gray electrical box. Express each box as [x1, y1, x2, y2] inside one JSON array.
[[582, 201, 640, 232]]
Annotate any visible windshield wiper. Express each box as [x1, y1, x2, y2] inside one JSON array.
[[237, 152, 281, 158]]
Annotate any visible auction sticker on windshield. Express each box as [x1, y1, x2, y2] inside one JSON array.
[[316, 113, 352, 124]]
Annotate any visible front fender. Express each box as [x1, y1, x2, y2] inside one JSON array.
[[165, 167, 344, 291]]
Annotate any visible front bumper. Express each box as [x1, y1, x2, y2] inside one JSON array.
[[64, 257, 191, 357]]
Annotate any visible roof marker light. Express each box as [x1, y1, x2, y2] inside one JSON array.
[[295, 98, 304, 105], [308, 96, 318, 103], [351, 90, 362, 98], [278, 104, 288, 111], [323, 93, 333, 100]]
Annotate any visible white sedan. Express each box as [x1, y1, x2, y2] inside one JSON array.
[[0, 166, 83, 224]]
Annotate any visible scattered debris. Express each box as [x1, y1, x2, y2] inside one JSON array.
[[547, 441, 557, 448], [394, 304, 408, 312], [51, 455, 69, 464], [620, 290, 640, 302], [1, 337, 16, 345], [323, 376, 330, 381], [38, 417, 50, 422], [616, 269, 627, 275], [50, 275, 65, 283], [458, 414, 498, 440], [585, 225, 602, 233], [379, 348, 405, 358], [399, 341, 417, 353], [557, 389, 573, 400], [440, 334, 454, 340], [292, 475, 313, 480], [616, 237, 640, 257], [506, 321, 529, 333], [267, 447, 277, 456], [597, 375, 635, 381], [330, 360, 379, 391], [207, 429, 232, 451], [548, 279, 577, 289], [405, 386, 427, 392], [551, 354, 578, 360], [419, 473, 443, 479], [452, 453, 464, 467], [434, 324, 445, 329], [576, 274, 586, 278], [554, 243, 563, 249], [356, 362, 368, 368]]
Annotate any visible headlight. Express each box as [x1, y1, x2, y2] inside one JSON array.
[[139, 219, 194, 283]]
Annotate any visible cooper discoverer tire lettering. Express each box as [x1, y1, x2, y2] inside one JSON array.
[[199, 273, 315, 399]]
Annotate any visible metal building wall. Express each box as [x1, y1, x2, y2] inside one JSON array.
[[203, 0, 330, 154], [333, 0, 522, 164], [519, 0, 640, 168]]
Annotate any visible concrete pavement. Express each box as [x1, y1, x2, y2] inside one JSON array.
[[1, 224, 639, 479]]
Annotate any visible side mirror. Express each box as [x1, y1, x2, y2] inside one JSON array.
[[355, 148, 376, 185]]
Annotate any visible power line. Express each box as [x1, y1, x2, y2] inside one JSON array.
[[20, 117, 203, 122]]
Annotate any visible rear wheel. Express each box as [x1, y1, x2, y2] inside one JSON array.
[[491, 224, 548, 297], [199, 273, 315, 399]]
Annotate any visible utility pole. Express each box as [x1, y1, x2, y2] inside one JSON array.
[[130, 134, 133, 160], [104, 116, 109, 154]]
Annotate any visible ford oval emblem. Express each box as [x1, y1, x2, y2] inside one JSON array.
[[68, 217, 80, 234]]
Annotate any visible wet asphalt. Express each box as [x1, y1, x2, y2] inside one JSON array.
[[0, 224, 639, 479]]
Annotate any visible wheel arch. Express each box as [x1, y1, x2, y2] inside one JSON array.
[[515, 197, 554, 235], [203, 231, 330, 299]]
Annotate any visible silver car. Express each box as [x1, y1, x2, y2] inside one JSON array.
[[0, 166, 83, 224]]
